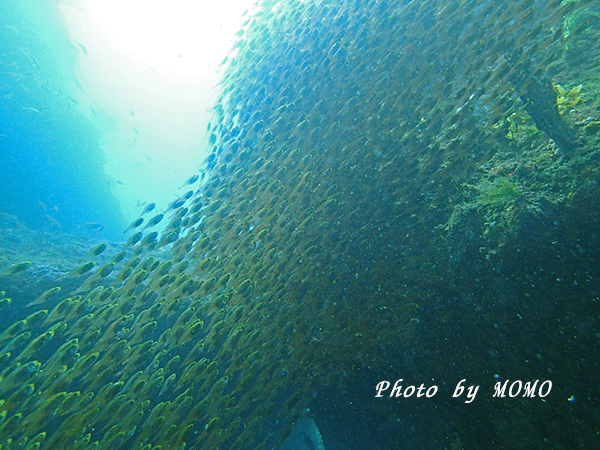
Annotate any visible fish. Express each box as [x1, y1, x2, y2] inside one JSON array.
[[67, 95, 80, 105], [4, 261, 33, 275], [75, 41, 88, 55], [78, 222, 104, 233], [125, 231, 143, 247], [74, 78, 85, 92], [124, 217, 144, 234], [164, 198, 191, 216], [178, 174, 200, 189], [42, 214, 61, 228], [88, 243, 108, 257], [143, 214, 165, 230], [156, 230, 179, 248], [111, 250, 128, 263], [63, 261, 96, 278], [27, 286, 61, 307], [18, 47, 41, 71], [141, 203, 156, 215]]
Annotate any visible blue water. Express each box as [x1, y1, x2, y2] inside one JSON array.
[[0, 0, 125, 239]]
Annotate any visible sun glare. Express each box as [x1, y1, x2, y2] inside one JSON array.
[[57, 0, 253, 225], [88, 0, 240, 73]]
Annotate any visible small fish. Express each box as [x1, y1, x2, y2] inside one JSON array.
[[130, 109, 135, 116], [179, 174, 199, 189], [139, 231, 158, 246], [157, 230, 179, 248], [79, 223, 104, 233], [0, 212, 19, 223], [63, 261, 96, 278], [158, 373, 177, 397], [143, 213, 164, 230], [88, 243, 107, 257], [74, 78, 85, 92], [141, 203, 156, 215], [38, 200, 46, 210], [18, 47, 41, 71], [116, 180, 125, 186], [27, 286, 61, 307], [5, 261, 33, 275], [124, 217, 144, 233], [42, 214, 61, 228], [0, 297, 11, 309], [75, 41, 88, 55], [96, 262, 115, 278], [111, 250, 127, 264], [114, 266, 133, 285], [133, 128, 140, 136], [126, 231, 143, 247], [67, 95, 80, 105], [166, 191, 193, 212]]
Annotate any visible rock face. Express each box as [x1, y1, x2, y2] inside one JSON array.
[[276, 417, 325, 450], [1, 0, 600, 449]]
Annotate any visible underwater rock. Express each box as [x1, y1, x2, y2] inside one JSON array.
[[276, 417, 326, 450]]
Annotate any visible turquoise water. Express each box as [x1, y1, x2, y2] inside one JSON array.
[[0, 1, 125, 239]]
